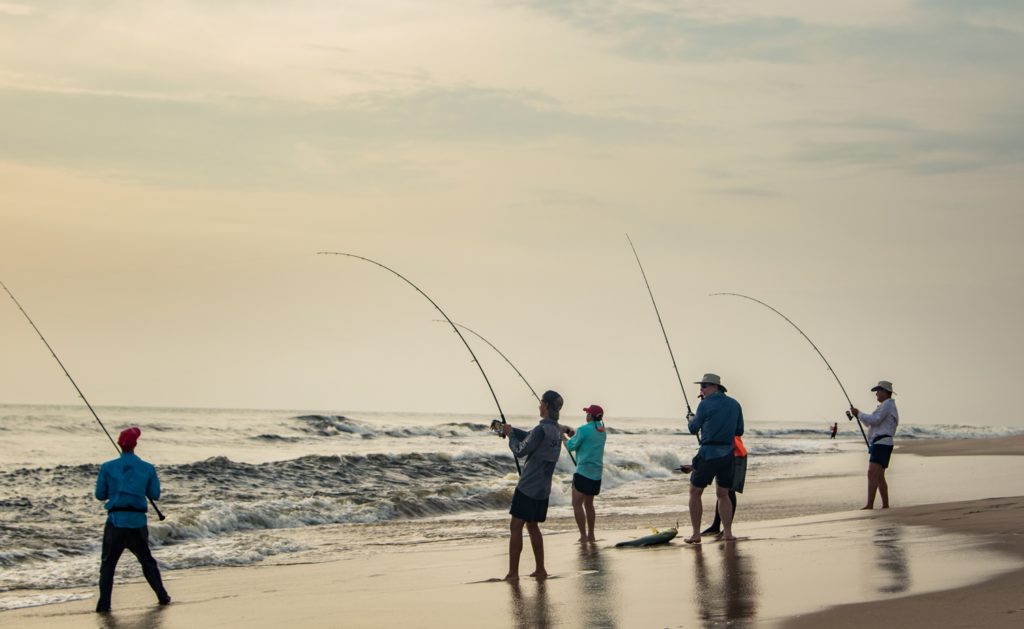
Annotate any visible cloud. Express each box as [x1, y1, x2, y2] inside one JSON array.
[[794, 114, 1024, 174], [0, 85, 671, 187], [514, 0, 1024, 68]]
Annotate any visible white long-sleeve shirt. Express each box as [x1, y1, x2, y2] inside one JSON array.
[[857, 398, 899, 446]]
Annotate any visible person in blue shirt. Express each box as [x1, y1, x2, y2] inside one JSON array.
[[94, 426, 170, 613], [564, 403, 608, 542], [685, 373, 744, 544]]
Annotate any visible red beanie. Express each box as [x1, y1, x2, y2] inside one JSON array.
[[118, 427, 141, 451]]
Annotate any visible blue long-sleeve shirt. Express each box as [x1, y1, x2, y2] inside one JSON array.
[[565, 420, 607, 481], [509, 418, 562, 500], [95, 452, 160, 528], [688, 391, 744, 460]]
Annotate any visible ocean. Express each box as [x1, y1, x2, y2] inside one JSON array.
[[1, 403, 1021, 610]]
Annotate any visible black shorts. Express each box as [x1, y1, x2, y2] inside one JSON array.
[[510, 488, 549, 523], [690, 453, 735, 489], [870, 444, 894, 468], [572, 473, 602, 496]]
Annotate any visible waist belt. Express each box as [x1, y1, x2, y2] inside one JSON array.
[[701, 441, 733, 447], [871, 434, 893, 445], [108, 506, 148, 513]]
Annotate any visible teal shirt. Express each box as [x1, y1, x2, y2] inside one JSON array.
[[565, 421, 607, 481], [95, 452, 160, 528]]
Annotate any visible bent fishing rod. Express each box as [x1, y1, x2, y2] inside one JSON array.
[[317, 252, 520, 475], [627, 235, 694, 418], [1, 280, 167, 520], [434, 320, 577, 466], [709, 292, 870, 450]]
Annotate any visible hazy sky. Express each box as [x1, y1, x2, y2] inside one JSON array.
[[2, 1, 1023, 426]]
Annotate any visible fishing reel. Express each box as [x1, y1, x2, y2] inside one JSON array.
[[490, 418, 507, 438], [846, 410, 854, 421]]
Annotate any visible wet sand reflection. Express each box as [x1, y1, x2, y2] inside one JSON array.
[[873, 525, 910, 594], [508, 578, 554, 629], [98, 606, 167, 629], [692, 543, 759, 628], [575, 544, 617, 628]]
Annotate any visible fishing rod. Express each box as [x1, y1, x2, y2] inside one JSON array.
[[433, 320, 577, 466], [709, 292, 870, 450], [1, 280, 167, 520], [626, 235, 694, 418], [317, 252, 521, 475]]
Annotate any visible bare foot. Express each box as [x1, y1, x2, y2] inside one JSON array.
[[881, 505, 890, 509], [587, 536, 596, 542], [503, 574, 519, 581], [578, 536, 587, 543], [722, 536, 737, 542], [860, 505, 874, 510], [683, 536, 701, 544], [529, 570, 548, 580]]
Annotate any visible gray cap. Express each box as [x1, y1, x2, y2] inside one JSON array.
[[694, 373, 727, 393], [871, 380, 895, 394]]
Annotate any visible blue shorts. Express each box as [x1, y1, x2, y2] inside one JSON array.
[[870, 444, 894, 468], [690, 453, 735, 489]]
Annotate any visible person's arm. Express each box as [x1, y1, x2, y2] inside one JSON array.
[[507, 426, 529, 441], [509, 425, 544, 458], [736, 404, 744, 437], [147, 466, 161, 501], [565, 426, 584, 452], [856, 400, 891, 426], [688, 406, 704, 436], [95, 465, 108, 501]]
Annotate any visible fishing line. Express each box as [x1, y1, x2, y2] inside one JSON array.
[[434, 320, 577, 466], [1, 280, 167, 519], [626, 235, 694, 417], [709, 292, 870, 450], [317, 252, 521, 475]]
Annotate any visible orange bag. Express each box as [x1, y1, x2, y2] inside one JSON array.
[[733, 436, 747, 457]]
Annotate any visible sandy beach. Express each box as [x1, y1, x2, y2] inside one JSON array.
[[3, 436, 1022, 628], [783, 437, 1024, 629]]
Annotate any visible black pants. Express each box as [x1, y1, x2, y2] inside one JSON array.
[[97, 522, 169, 611], [704, 491, 738, 533]]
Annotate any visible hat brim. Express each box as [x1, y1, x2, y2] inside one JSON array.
[[695, 381, 726, 392], [871, 386, 894, 393]]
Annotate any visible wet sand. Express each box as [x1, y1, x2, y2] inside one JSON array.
[[785, 436, 1024, 629], [897, 434, 1024, 456], [4, 437, 1023, 628]]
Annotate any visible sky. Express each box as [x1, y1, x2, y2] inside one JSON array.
[[1, 1, 1023, 426]]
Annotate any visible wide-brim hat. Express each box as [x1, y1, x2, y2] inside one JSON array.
[[694, 373, 727, 393], [871, 380, 895, 394]]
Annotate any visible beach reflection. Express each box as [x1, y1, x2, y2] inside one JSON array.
[[508, 578, 554, 629], [575, 544, 617, 628], [692, 543, 759, 628], [96, 606, 167, 629], [873, 525, 910, 594]]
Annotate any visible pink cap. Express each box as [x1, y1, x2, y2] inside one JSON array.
[[118, 427, 141, 451]]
